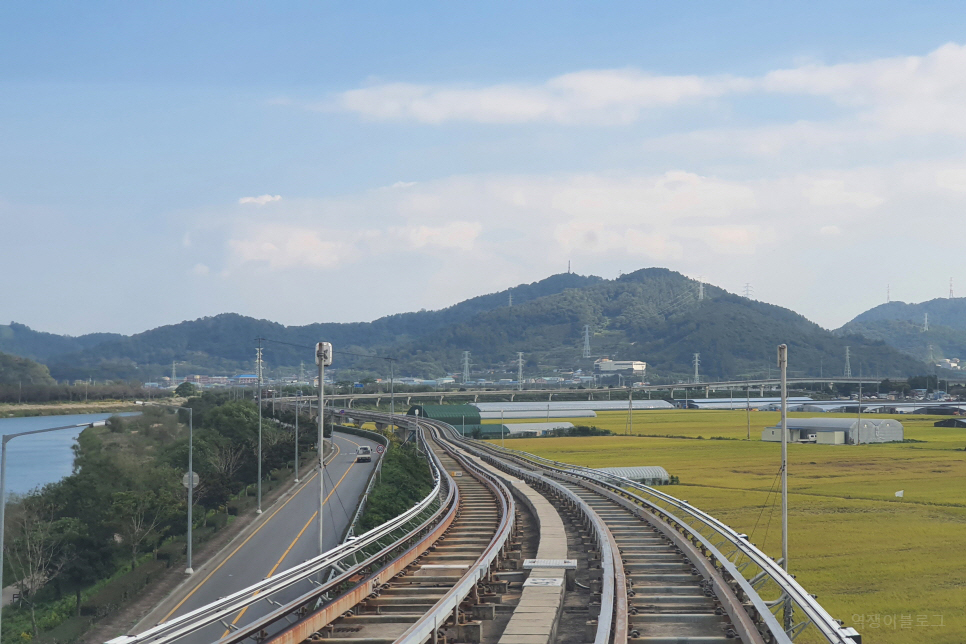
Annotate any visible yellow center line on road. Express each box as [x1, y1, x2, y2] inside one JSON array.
[[161, 436, 351, 622], [220, 438, 365, 637]]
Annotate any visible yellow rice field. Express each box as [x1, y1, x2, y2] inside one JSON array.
[[486, 410, 966, 643]]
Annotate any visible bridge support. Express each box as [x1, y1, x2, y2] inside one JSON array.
[[510, 393, 515, 401], [760, 385, 765, 396], [706, 386, 709, 397]]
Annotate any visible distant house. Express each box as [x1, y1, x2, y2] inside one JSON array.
[[762, 418, 904, 444]]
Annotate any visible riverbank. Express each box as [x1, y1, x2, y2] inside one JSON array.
[[0, 398, 187, 418]]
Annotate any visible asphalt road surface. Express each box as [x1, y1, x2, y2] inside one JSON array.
[[157, 431, 381, 643]]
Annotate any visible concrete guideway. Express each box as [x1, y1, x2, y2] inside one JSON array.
[[133, 432, 380, 643]]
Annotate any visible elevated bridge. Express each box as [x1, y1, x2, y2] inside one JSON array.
[[113, 410, 861, 644]]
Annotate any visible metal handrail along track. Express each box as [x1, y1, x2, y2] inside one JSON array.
[[463, 438, 860, 644]]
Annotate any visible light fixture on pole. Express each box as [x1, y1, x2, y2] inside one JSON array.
[[136, 401, 195, 574], [316, 341, 333, 556], [0, 419, 110, 643], [294, 390, 302, 482]]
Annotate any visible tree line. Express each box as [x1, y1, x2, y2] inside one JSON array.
[[1, 391, 313, 640]]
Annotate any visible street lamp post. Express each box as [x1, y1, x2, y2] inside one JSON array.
[[137, 401, 194, 574], [256, 337, 264, 514], [316, 342, 333, 556], [0, 420, 110, 643], [294, 391, 302, 482]]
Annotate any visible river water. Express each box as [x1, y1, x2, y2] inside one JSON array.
[[0, 412, 139, 498]]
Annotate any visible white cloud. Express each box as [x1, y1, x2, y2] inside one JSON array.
[[396, 221, 482, 251], [336, 69, 747, 125], [239, 194, 282, 206], [191, 263, 209, 275], [332, 42, 966, 141], [228, 225, 350, 269], [819, 225, 841, 236]]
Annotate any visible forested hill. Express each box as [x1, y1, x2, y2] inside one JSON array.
[[5, 268, 926, 382], [844, 297, 966, 330], [394, 268, 925, 380], [836, 297, 966, 364], [13, 272, 603, 381], [0, 351, 56, 386], [0, 322, 122, 362]]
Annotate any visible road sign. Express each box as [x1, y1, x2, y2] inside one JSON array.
[[375, 444, 385, 454], [182, 471, 200, 488]]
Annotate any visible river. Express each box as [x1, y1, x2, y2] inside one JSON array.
[[0, 412, 139, 498]]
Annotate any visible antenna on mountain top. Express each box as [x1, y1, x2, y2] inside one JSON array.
[[844, 346, 852, 378], [583, 325, 591, 359]]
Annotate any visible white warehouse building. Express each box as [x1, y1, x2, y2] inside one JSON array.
[[762, 418, 904, 445]]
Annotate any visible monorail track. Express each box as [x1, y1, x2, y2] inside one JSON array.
[[318, 442, 505, 644]]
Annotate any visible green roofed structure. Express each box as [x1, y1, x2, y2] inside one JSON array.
[[407, 404, 482, 435]]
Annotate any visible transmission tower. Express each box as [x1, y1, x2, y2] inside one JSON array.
[[583, 326, 592, 359], [508, 292, 513, 307], [693, 353, 701, 384], [517, 352, 524, 390], [698, 282, 705, 301], [299, 361, 305, 384], [887, 284, 890, 303], [743, 283, 754, 299], [462, 351, 471, 384], [927, 344, 935, 364], [950, 278, 955, 299], [844, 346, 852, 378], [171, 360, 177, 382], [923, 313, 929, 332]]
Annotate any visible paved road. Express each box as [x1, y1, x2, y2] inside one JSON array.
[[157, 432, 381, 643]]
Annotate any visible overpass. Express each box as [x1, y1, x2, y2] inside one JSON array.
[[278, 377, 882, 408]]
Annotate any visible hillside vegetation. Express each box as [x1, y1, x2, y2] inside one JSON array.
[[0, 350, 56, 386], [4, 269, 927, 382]]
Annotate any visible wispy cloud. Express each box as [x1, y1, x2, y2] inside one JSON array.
[[332, 43, 966, 138], [239, 194, 282, 206]]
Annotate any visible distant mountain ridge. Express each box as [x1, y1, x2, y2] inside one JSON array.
[[4, 269, 928, 382], [837, 297, 966, 365]]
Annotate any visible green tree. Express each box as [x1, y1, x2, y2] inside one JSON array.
[[175, 382, 197, 397]]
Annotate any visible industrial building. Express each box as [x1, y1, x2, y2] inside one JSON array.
[[594, 466, 670, 486], [593, 358, 647, 376], [472, 399, 672, 420], [761, 418, 904, 444], [479, 422, 576, 438], [406, 404, 482, 434]]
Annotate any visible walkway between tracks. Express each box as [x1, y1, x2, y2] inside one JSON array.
[[459, 451, 570, 644]]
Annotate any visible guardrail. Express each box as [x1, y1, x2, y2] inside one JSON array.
[[111, 428, 449, 644], [461, 437, 860, 644]]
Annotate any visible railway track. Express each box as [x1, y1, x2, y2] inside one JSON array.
[[318, 439, 508, 644]]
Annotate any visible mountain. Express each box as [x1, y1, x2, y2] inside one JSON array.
[[0, 322, 122, 362], [837, 298, 966, 365], [0, 351, 56, 386], [11, 273, 602, 381], [393, 268, 924, 380], [5, 269, 927, 382]]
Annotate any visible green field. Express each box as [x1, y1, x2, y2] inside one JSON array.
[[486, 410, 966, 643]]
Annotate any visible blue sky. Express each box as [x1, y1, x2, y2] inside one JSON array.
[[4, 2, 966, 335]]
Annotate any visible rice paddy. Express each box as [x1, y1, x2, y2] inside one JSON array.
[[486, 409, 966, 643]]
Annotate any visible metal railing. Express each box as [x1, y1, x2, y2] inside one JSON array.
[[111, 428, 449, 644], [463, 438, 860, 644]]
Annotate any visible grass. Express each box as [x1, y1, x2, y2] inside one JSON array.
[[487, 409, 966, 643]]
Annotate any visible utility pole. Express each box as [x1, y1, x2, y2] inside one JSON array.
[[294, 391, 302, 482], [856, 380, 862, 445], [517, 352, 524, 391], [778, 344, 792, 633], [256, 339, 264, 514], [501, 408, 505, 449], [316, 342, 332, 555], [746, 387, 751, 440]]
